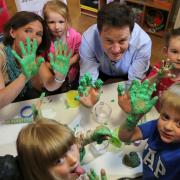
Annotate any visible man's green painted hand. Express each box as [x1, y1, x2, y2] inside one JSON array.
[[11, 37, 44, 80], [49, 40, 72, 76], [87, 169, 107, 180], [75, 72, 103, 107]]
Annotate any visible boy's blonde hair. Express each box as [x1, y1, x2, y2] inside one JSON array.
[[16, 118, 76, 180], [160, 83, 180, 113], [43, 0, 70, 25]]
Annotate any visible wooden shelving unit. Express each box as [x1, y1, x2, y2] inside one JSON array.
[[126, 0, 174, 37], [79, 0, 175, 36], [79, 0, 106, 17]]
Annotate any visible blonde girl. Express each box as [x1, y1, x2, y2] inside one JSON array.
[[43, 0, 81, 92]]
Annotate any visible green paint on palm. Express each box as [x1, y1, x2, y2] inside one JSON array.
[[130, 80, 157, 115], [11, 37, 44, 80], [49, 40, 72, 76], [125, 80, 158, 129], [157, 59, 175, 78]]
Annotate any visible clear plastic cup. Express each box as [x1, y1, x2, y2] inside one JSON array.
[[94, 102, 112, 124]]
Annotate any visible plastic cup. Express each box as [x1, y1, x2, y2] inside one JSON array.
[[94, 102, 112, 124]]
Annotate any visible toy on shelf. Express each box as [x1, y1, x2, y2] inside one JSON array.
[[146, 8, 165, 32]]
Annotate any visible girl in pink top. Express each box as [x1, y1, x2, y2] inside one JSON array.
[[43, 0, 81, 91]]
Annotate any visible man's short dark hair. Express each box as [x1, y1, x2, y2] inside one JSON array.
[[97, 2, 135, 33]]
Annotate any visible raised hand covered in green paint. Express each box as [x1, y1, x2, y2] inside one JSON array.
[[49, 40, 72, 76], [87, 169, 107, 180], [118, 80, 158, 129], [118, 80, 158, 115], [155, 59, 176, 79], [11, 37, 44, 80], [129, 80, 158, 115], [75, 72, 103, 108]]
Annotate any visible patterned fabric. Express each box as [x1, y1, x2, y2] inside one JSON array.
[[4, 45, 32, 97]]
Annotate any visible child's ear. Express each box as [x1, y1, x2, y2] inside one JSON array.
[[163, 46, 168, 55], [9, 28, 15, 38]]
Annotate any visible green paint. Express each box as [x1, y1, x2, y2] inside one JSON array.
[[32, 92, 45, 120], [157, 60, 175, 78], [130, 80, 158, 114], [109, 127, 122, 148], [123, 80, 158, 130], [79, 147, 86, 162], [117, 83, 125, 96], [49, 40, 72, 76], [5, 117, 33, 124], [75, 72, 103, 101], [94, 79, 103, 89], [92, 126, 112, 144], [110, 99, 115, 102], [40, 92, 45, 101], [101, 175, 107, 180], [11, 37, 44, 80], [87, 169, 107, 180], [122, 151, 141, 168]]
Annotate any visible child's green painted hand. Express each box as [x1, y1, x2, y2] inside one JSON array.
[[49, 40, 72, 76], [75, 72, 103, 107], [155, 59, 176, 79], [118, 80, 158, 115], [129, 80, 158, 115], [87, 169, 107, 180], [11, 37, 44, 80], [91, 126, 112, 144], [32, 92, 45, 120], [119, 80, 158, 129]]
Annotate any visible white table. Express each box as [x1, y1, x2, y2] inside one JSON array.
[[0, 82, 159, 179]]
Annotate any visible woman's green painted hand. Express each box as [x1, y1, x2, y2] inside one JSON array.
[[11, 37, 44, 80]]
